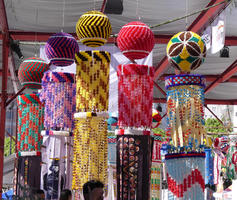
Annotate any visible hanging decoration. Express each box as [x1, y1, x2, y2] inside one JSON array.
[[150, 135, 162, 200], [45, 32, 79, 66], [226, 136, 237, 180], [165, 153, 205, 200], [76, 11, 112, 47], [117, 64, 154, 130], [204, 148, 214, 186], [166, 31, 206, 73], [117, 21, 155, 60], [17, 94, 44, 155], [75, 50, 111, 112], [72, 115, 108, 190], [165, 74, 206, 147], [18, 57, 49, 89], [40, 71, 76, 136], [117, 135, 152, 200]]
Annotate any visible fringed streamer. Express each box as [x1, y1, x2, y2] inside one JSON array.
[[165, 153, 205, 200], [117, 64, 154, 129], [72, 116, 108, 190], [75, 51, 111, 112], [166, 76, 205, 147], [17, 94, 44, 153], [40, 71, 76, 132], [116, 135, 152, 200], [150, 163, 161, 200]]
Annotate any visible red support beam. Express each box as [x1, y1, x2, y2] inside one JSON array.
[[159, 74, 237, 83], [205, 104, 225, 126], [153, 0, 231, 81], [153, 98, 237, 105], [205, 59, 237, 94], [153, 81, 166, 97]]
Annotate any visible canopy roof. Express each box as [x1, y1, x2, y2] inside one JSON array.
[[1, 0, 237, 105]]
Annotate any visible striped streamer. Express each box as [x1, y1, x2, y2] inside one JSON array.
[[75, 50, 110, 112], [76, 11, 112, 47], [40, 71, 76, 133], [17, 94, 44, 153]]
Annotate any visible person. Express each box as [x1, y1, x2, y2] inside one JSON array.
[[83, 180, 104, 200], [60, 189, 72, 200], [34, 189, 45, 200]]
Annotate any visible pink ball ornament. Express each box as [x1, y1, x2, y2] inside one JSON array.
[[117, 21, 155, 60]]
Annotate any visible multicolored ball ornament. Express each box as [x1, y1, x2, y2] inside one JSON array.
[[117, 21, 155, 60], [76, 11, 112, 47], [18, 57, 49, 89], [167, 31, 206, 73], [45, 32, 79, 66]]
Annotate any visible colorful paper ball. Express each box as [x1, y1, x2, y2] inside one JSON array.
[[45, 32, 79, 66], [18, 57, 49, 89], [167, 31, 206, 73], [117, 21, 155, 60], [76, 11, 112, 47]]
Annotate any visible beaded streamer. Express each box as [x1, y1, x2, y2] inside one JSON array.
[[116, 135, 152, 200], [17, 94, 44, 153], [75, 51, 111, 112], [150, 135, 162, 200], [165, 153, 205, 200], [166, 74, 206, 147], [117, 64, 154, 129], [72, 116, 108, 190], [40, 71, 76, 133]]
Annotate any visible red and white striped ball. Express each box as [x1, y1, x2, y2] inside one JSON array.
[[117, 21, 155, 60]]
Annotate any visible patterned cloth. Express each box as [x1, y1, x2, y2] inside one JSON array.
[[117, 64, 154, 129], [17, 94, 44, 153], [116, 135, 152, 200], [75, 51, 111, 112]]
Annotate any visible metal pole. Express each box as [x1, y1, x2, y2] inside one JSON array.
[[0, 32, 9, 197]]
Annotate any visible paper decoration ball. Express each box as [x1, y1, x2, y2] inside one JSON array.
[[167, 31, 206, 73], [45, 32, 79, 66], [76, 11, 112, 47], [117, 21, 155, 60], [18, 57, 49, 89]]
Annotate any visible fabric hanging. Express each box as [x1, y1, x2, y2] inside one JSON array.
[[15, 156, 41, 197], [205, 148, 214, 185], [40, 71, 76, 135], [72, 116, 108, 191], [75, 50, 111, 112], [117, 64, 154, 129], [41, 136, 69, 200], [116, 135, 152, 200], [165, 153, 205, 200], [17, 94, 44, 154], [165, 74, 206, 147], [226, 136, 237, 180]]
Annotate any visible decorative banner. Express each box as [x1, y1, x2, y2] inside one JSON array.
[[165, 153, 205, 200], [72, 116, 108, 191], [117, 135, 152, 200], [165, 74, 206, 147], [75, 50, 111, 112], [226, 136, 237, 180], [204, 148, 214, 185], [17, 94, 44, 154], [41, 136, 72, 200], [108, 136, 117, 165], [15, 156, 41, 197], [117, 64, 154, 129], [40, 71, 76, 135], [150, 163, 161, 200]]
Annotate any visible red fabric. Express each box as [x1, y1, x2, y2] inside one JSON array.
[[118, 64, 153, 128], [117, 21, 155, 60]]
